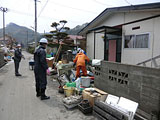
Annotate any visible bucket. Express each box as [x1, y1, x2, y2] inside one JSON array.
[[63, 86, 75, 97]]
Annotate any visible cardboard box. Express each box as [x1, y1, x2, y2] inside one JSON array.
[[82, 88, 108, 106]]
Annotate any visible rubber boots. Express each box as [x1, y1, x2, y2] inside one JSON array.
[[36, 88, 41, 97], [41, 88, 50, 100]]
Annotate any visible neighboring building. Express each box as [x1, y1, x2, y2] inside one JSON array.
[[28, 42, 35, 47], [79, 2, 160, 67], [45, 34, 86, 51], [65, 35, 86, 51], [0, 35, 16, 46]]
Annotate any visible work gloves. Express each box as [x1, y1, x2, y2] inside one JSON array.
[[47, 68, 50, 75]]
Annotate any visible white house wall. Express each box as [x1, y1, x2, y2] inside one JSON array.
[[153, 17, 160, 56], [95, 33, 104, 59], [86, 10, 160, 64], [100, 13, 125, 27], [87, 13, 125, 59], [86, 32, 104, 59], [124, 11, 160, 23], [86, 32, 94, 59], [121, 12, 160, 65]]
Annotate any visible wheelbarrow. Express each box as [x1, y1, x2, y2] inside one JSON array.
[[29, 60, 35, 70]]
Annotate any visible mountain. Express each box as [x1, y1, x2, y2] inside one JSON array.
[[0, 23, 41, 47], [0, 22, 88, 47], [67, 22, 88, 35]]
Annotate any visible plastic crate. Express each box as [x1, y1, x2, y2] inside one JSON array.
[[64, 103, 79, 109], [78, 103, 92, 114], [81, 77, 91, 87]]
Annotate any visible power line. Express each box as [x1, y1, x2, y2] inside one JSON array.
[[38, 0, 50, 17], [92, 0, 113, 6], [49, 0, 98, 14], [123, 0, 132, 5], [9, 8, 34, 16], [8, 8, 84, 23]]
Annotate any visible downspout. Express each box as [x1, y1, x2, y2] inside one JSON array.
[[151, 19, 155, 68], [104, 28, 107, 60], [85, 33, 88, 54], [94, 32, 96, 59]]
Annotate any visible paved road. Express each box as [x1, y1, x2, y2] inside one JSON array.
[[0, 51, 96, 120]]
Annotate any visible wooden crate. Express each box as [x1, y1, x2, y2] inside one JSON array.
[[82, 88, 108, 107]]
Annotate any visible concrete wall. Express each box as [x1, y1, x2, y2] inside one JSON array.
[[0, 52, 5, 68], [94, 61, 160, 120]]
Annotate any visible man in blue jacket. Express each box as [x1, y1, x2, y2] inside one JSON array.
[[14, 44, 24, 76], [34, 38, 50, 100]]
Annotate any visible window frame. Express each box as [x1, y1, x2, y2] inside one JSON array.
[[124, 33, 150, 49]]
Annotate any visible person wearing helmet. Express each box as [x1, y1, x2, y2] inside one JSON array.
[[34, 38, 50, 100], [14, 44, 24, 76], [77, 48, 81, 53], [73, 49, 90, 78]]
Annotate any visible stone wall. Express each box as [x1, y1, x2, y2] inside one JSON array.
[[94, 61, 160, 120]]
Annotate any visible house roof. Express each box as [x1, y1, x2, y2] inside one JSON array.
[[78, 2, 160, 35], [68, 35, 85, 40]]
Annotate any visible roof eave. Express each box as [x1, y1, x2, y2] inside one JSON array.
[[78, 2, 160, 35]]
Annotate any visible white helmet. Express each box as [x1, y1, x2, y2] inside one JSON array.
[[77, 48, 81, 53], [39, 38, 48, 44], [79, 49, 83, 53], [17, 44, 21, 47]]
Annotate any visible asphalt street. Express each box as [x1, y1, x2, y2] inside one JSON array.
[[0, 51, 96, 120]]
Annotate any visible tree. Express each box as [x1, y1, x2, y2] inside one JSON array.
[[50, 20, 70, 44]]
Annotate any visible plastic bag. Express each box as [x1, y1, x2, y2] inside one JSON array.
[[75, 77, 81, 89], [47, 69, 50, 75]]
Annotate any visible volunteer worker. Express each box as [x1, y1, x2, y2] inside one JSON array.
[[34, 38, 50, 100], [73, 49, 90, 78]]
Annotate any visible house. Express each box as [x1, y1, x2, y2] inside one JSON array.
[[66, 35, 86, 51], [79, 2, 160, 67], [44, 33, 86, 51], [0, 35, 16, 47]]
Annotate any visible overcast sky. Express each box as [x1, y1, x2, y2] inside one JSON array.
[[0, 0, 160, 33]]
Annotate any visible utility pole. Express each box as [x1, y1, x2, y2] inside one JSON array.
[[26, 30, 28, 49], [34, 0, 37, 47], [0, 7, 8, 44]]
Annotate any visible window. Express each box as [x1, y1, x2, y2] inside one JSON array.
[[124, 33, 149, 48], [124, 35, 135, 48], [135, 34, 149, 48]]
